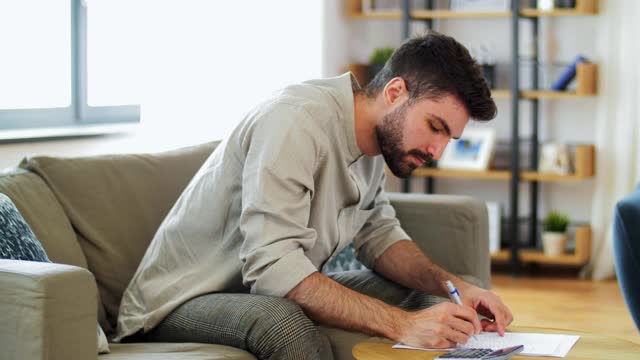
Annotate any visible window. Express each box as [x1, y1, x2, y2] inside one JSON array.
[[0, 0, 71, 110], [0, 0, 140, 135], [0, 1, 322, 143]]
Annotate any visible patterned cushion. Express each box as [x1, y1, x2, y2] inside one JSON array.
[[0, 193, 49, 262], [0, 193, 110, 354], [322, 244, 366, 273]]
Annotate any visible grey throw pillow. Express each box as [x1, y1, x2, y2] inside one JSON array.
[[0, 193, 50, 262], [0, 193, 109, 354]]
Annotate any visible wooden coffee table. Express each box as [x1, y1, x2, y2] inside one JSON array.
[[352, 326, 640, 359]]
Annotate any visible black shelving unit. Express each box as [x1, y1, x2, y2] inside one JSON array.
[[350, 0, 599, 273], [396, 0, 530, 274]]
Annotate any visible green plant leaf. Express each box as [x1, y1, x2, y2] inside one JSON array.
[[369, 47, 395, 66], [542, 211, 570, 232]]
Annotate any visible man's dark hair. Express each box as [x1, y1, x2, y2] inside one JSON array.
[[365, 31, 497, 122]]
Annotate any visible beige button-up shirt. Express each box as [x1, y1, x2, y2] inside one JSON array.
[[115, 73, 410, 341]]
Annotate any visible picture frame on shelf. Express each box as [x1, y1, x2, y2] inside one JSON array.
[[450, 0, 510, 12], [537, 0, 554, 11], [438, 127, 496, 171], [539, 143, 571, 175]]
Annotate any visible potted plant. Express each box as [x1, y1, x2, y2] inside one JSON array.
[[542, 211, 570, 256], [368, 47, 395, 80]]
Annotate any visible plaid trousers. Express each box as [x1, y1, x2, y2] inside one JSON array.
[[142, 270, 444, 360]]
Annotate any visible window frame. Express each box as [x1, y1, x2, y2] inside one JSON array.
[[0, 0, 140, 134]]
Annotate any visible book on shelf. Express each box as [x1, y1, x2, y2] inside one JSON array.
[[551, 55, 587, 91]]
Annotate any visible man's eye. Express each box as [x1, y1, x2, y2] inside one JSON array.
[[429, 124, 440, 133]]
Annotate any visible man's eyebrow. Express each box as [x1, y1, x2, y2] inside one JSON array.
[[429, 114, 460, 140]]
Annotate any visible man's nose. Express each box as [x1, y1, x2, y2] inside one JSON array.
[[428, 138, 449, 161]]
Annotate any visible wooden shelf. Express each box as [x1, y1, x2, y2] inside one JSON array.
[[348, 10, 402, 19], [411, 168, 593, 182], [347, 9, 598, 19], [493, 90, 596, 99], [347, 0, 598, 19], [492, 62, 599, 99], [520, 172, 592, 182], [409, 144, 595, 182], [410, 10, 510, 19], [412, 168, 510, 180], [491, 226, 591, 266], [520, 8, 596, 17]]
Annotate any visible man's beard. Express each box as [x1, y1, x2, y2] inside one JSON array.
[[376, 102, 432, 178]]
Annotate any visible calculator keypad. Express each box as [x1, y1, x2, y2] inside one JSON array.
[[439, 348, 494, 359]]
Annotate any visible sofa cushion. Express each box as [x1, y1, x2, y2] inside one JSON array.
[[0, 169, 88, 269], [103, 342, 256, 360], [21, 141, 218, 331]]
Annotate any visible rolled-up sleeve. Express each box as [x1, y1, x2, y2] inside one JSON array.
[[238, 104, 325, 297], [352, 172, 410, 268]]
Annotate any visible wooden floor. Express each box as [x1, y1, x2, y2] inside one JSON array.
[[491, 274, 640, 345]]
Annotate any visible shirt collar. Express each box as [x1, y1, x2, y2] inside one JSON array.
[[337, 72, 363, 163]]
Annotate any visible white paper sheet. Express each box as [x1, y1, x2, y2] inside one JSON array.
[[393, 332, 580, 357]]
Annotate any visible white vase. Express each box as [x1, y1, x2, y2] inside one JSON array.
[[542, 232, 568, 256]]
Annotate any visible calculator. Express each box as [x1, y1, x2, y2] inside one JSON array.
[[435, 345, 524, 360]]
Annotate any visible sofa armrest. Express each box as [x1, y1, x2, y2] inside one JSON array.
[[388, 193, 490, 289], [0, 260, 98, 360]]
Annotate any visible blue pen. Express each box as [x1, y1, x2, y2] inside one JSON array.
[[445, 280, 478, 341]]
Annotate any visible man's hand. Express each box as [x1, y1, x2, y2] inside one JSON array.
[[460, 285, 513, 336], [397, 302, 482, 348]]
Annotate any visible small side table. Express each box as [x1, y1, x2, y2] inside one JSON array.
[[352, 326, 640, 360]]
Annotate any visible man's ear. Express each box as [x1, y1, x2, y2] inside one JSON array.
[[383, 77, 408, 107]]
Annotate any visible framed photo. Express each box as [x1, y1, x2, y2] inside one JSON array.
[[450, 0, 511, 12], [539, 143, 571, 174], [438, 127, 496, 171]]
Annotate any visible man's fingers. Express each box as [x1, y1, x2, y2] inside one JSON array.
[[403, 334, 456, 349], [504, 307, 514, 326], [450, 304, 482, 334], [480, 318, 494, 329], [481, 318, 506, 336], [430, 338, 456, 349], [482, 322, 499, 333], [436, 324, 470, 345], [448, 316, 475, 337], [491, 308, 506, 336], [480, 300, 512, 336]]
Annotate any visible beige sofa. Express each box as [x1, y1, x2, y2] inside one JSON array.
[[0, 141, 490, 360]]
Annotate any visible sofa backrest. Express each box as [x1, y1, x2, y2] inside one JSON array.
[[19, 141, 219, 332]]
